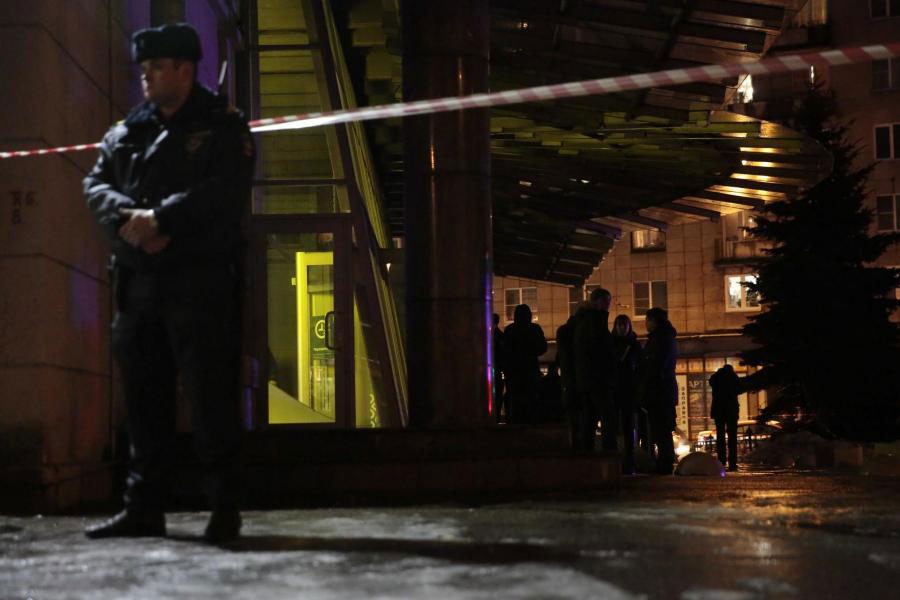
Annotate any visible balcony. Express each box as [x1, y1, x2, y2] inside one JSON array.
[[714, 238, 771, 266]]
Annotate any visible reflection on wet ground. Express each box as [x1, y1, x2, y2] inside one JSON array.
[[2, 470, 899, 599]]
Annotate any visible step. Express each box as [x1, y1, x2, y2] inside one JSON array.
[[170, 427, 621, 507]]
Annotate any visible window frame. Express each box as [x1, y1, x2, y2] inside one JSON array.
[[874, 123, 900, 160], [724, 274, 761, 313], [633, 280, 668, 320], [870, 0, 900, 18], [876, 194, 900, 232], [872, 58, 900, 91], [630, 229, 667, 253], [568, 285, 584, 316], [504, 286, 539, 322]]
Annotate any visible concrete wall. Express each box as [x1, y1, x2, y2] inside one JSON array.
[[747, 3, 900, 302], [0, 0, 134, 511], [493, 219, 761, 344], [825, 2, 900, 269]]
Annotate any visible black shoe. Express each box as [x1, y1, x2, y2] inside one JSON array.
[[85, 510, 165, 539], [204, 510, 242, 543]]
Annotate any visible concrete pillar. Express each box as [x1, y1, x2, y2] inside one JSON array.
[[402, 2, 492, 428], [0, 1, 133, 511], [151, 0, 185, 26]]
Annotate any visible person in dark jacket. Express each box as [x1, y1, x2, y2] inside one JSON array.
[[570, 288, 617, 452], [612, 314, 642, 474], [503, 304, 547, 424], [709, 363, 741, 471], [556, 303, 584, 434], [82, 24, 254, 542], [492, 313, 508, 423], [638, 307, 678, 474]]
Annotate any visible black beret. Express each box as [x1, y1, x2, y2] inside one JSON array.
[[131, 23, 202, 63]]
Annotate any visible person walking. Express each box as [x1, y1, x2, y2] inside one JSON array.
[[612, 315, 642, 474], [502, 304, 547, 424], [709, 363, 741, 471], [570, 288, 617, 453], [83, 23, 255, 542], [638, 308, 678, 474]]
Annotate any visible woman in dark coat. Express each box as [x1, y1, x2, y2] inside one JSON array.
[[502, 304, 548, 424], [638, 307, 678, 474], [612, 315, 642, 474]]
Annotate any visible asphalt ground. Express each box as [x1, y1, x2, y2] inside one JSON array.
[[2, 469, 899, 599]]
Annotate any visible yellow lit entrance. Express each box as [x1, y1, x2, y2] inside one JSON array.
[[295, 251, 335, 421], [255, 216, 354, 428]]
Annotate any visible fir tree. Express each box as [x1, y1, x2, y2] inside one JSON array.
[[740, 85, 900, 442]]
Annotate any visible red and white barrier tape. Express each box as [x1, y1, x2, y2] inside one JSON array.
[[2, 42, 899, 160]]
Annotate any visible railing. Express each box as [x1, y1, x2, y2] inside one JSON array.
[[714, 238, 771, 264]]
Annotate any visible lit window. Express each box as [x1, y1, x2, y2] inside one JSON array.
[[876, 195, 900, 231], [737, 75, 754, 104], [631, 229, 667, 252], [872, 59, 900, 90], [874, 124, 900, 160], [633, 281, 667, 318], [505, 287, 538, 322], [725, 275, 761, 312], [871, 0, 900, 18]]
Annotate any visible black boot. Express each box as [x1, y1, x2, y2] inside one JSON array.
[[204, 510, 242, 543], [85, 510, 165, 539]]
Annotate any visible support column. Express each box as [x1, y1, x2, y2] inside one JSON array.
[[402, 2, 492, 428]]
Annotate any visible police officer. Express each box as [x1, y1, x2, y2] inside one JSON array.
[[83, 23, 255, 542]]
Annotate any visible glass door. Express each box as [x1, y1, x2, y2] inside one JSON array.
[[248, 214, 354, 428]]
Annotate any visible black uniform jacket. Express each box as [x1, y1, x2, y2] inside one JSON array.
[[84, 84, 255, 273]]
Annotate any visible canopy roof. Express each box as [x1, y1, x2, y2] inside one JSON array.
[[340, 0, 828, 284]]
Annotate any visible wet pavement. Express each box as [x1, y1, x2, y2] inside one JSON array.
[[2, 469, 900, 599]]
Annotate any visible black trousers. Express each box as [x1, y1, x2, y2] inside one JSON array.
[[507, 373, 539, 425], [112, 267, 241, 513], [570, 388, 615, 453], [715, 418, 738, 469], [648, 404, 676, 471], [610, 404, 636, 462]]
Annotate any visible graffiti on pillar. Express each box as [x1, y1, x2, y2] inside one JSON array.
[[8, 190, 37, 225]]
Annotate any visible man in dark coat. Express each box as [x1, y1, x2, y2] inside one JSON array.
[[569, 288, 617, 453], [502, 304, 547, 424], [709, 363, 741, 471], [82, 24, 255, 542], [556, 303, 583, 434], [638, 307, 678, 473]]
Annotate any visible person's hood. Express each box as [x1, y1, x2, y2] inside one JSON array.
[[650, 318, 677, 339], [513, 304, 532, 324]]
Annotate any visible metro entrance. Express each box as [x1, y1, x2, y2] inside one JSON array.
[[247, 214, 355, 428]]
